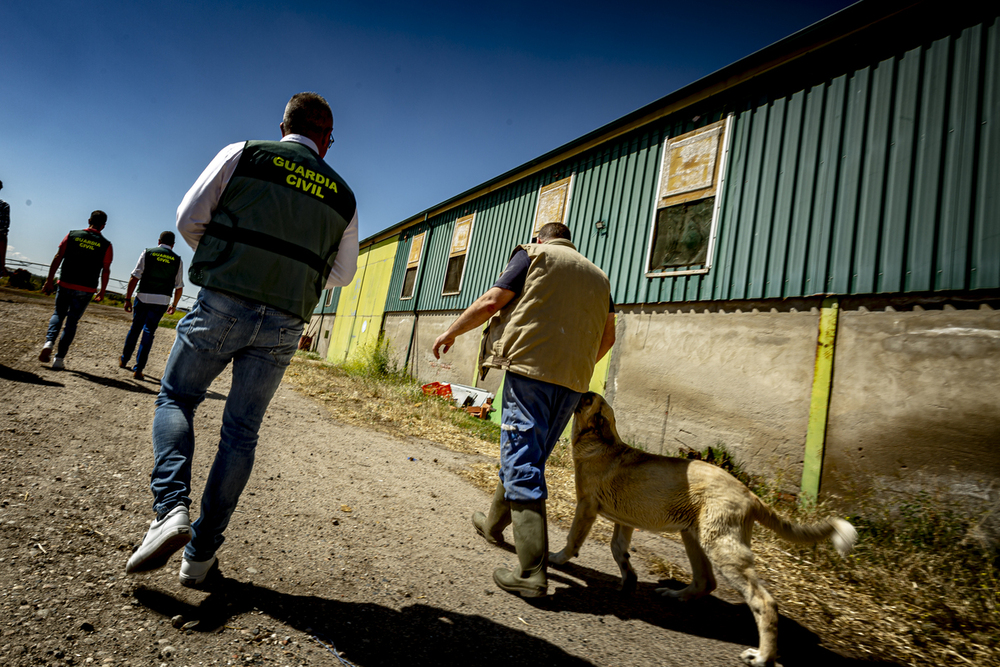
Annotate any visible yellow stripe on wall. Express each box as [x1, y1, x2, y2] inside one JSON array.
[[801, 298, 839, 503]]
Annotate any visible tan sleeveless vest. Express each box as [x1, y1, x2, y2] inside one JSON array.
[[479, 239, 610, 392]]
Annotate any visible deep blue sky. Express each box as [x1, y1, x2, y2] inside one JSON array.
[[1, 0, 855, 299]]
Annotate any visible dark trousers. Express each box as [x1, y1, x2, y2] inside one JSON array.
[[46, 287, 93, 358], [121, 298, 169, 372]]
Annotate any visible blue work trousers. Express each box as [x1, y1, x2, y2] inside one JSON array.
[[46, 287, 93, 358], [499, 371, 583, 503]]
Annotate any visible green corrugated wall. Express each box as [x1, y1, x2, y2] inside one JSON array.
[[377, 15, 999, 311], [312, 286, 341, 316]]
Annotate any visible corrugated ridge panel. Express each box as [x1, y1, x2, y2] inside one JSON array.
[[619, 131, 660, 305], [740, 100, 773, 300], [634, 129, 667, 305], [973, 17, 1000, 289], [937, 23, 982, 291], [869, 48, 915, 295], [808, 73, 847, 297], [713, 106, 751, 302], [902, 36, 948, 292], [753, 96, 787, 300], [765, 91, 803, 299], [828, 65, 869, 296]]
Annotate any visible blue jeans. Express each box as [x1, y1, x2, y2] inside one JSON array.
[[499, 372, 582, 503], [121, 297, 169, 372], [46, 286, 93, 358], [150, 288, 304, 562]]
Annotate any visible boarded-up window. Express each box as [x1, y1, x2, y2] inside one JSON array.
[[646, 118, 730, 275], [443, 214, 474, 295], [532, 175, 573, 240], [400, 231, 425, 299]]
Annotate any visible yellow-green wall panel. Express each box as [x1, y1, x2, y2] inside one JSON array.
[[327, 253, 368, 363], [346, 238, 399, 361]]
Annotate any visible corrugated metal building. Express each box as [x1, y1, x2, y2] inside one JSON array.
[[319, 0, 1000, 507]]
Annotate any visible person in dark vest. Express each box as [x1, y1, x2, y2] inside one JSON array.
[[118, 231, 184, 381], [433, 222, 616, 597], [39, 211, 114, 370], [125, 92, 359, 588], [0, 180, 9, 277]]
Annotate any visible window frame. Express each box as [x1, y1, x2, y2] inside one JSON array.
[[643, 115, 733, 278], [399, 230, 427, 300], [441, 214, 475, 297], [531, 174, 574, 242]]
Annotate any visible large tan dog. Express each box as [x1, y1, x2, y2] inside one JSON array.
[[550, 392, 857, 667]]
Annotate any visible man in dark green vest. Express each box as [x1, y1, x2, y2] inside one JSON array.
[[118, 231, 184, 381], [125, 92, 359, 588], [39, 211, 114, 370]]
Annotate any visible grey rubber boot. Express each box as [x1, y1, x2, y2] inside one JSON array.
[[493, 500, 548, 597], [472, 481, 511, 545]]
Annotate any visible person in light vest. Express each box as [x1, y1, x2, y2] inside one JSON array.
[[39, 210, 114, 370], [118, 231, 184, 381], [432, 222, 616, 597], [125, 92, 359, 588]]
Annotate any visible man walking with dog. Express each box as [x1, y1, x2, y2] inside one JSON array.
[[432, 222, 615, 597], [117, 231, 184, 380], [125, 92, 359, 587]]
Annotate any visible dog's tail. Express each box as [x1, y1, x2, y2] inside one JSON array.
[[752, 499, 857, 555]]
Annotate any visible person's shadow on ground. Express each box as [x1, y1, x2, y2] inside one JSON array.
[[64, 369, 159, 395], [134, 575, 596, 667], [0, 363, 64, 387], [541, 559, 901, 667], [66, 368, 227, 401]]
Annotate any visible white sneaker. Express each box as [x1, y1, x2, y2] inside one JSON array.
[[39, 342, 54, 363], [179, 555, 218, 588], [125, 505, 192, 574], [51, 357, 65, 370]]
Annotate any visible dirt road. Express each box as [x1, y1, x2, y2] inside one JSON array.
[[0, 288, 870, 667]]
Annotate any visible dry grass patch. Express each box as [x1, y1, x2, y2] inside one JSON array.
[[286, 352, 498, 456]]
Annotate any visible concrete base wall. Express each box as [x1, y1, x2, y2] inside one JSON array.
[[304, 314, 336, 359], [822, 306, 1000, 506], [607, 306, 819, 488], [382, 313, 415, 372], [383, 311, 483, 388]]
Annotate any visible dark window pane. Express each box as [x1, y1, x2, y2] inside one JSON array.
[[401, 267, 417, 298], [649, 197, 714, 271], [443, 255, 466, 294]]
